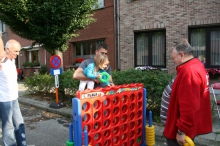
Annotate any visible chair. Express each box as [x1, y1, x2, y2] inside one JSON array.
[[211, 83, 220, 119]]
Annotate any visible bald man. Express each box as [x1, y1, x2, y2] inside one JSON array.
[[0, 39, 27, 146], [0, 37, 5, 70]]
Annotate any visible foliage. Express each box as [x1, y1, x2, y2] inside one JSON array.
[[39, 65, 48, 75], [24, 74, 54, 94], [0, 0, 97, 54], [59, 69, 79, 99], [22, 61, 40, 67], [112, 68, 174, 120], [24, 69, 79, 98]]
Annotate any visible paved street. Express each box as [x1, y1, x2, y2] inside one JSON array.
[[0, 104, 71, 146]]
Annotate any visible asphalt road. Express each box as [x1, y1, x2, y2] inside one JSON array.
[[0, 104, 71, 146]]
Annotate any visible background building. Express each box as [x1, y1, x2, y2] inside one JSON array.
[[119, 0, 220, 73]]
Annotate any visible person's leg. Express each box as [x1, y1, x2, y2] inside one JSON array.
[[79, 80, 88, 91], [12, 99, 27, 146], [0, 101, 17, 146], [87, 81, 95, 89]]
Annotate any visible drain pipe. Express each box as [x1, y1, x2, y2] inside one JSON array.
[[114, 0, 120, 70], [117, 0, 120, 70], [113, 0, 117, 70]]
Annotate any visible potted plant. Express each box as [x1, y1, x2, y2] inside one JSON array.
[[74, 58, 85, 66]]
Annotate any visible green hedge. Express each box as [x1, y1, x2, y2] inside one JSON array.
[[24, 68, 174, 122]]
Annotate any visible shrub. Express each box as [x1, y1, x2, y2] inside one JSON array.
[[39, 65, 48, 74], [112, 68, 174, 121], [24, 74, 54, 94]]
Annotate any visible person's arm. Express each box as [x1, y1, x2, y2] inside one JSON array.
[[73, 60, 91, 81], [86, 64, 98, 80]]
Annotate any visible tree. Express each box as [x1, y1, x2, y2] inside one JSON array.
[[0, 0, 97, 54]]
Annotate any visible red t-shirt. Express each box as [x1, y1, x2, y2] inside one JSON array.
[[16, 68, 20, 75]]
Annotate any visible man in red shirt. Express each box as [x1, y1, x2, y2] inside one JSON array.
[[164, 39, 212, 146]]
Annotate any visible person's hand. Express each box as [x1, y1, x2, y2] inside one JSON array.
[[176, 133, 185, 146], [109, 82, 115, 86], [93, 78, 101, 84]]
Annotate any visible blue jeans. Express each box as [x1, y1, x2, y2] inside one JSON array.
[[0, 99, 27, 146]]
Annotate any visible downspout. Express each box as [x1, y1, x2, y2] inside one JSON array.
[[114, 0, 120, 70], [117, 0, 120, 70], [113, 0, 117, 70], [44, 49, 46, 65]]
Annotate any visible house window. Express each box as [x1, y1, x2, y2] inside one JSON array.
[[0, 20, 6, 33], [134, 30, 166, 67], [25, 50, 40, 63], [93, 0, 104, 9], [189, 27, 220, 67], [74, 40, 104, 59]]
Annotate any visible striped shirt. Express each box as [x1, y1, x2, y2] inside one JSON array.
[[160, 77, 176, 125]]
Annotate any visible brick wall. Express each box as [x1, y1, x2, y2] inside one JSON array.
[[70, 0, 115, 70], [119, 0, 220, 73]]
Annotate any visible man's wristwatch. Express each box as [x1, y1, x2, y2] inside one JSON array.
[[177, 130, 185, 135]]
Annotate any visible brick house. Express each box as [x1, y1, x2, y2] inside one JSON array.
[[119, 0, 220, 73], [1, 0, 220, 76], [0, 0, 117, 76]]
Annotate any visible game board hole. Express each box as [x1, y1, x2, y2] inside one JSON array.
[[82, 113, 90, 123], [103, 99, 110, 107], [121, 124, 128, 132], [121, 105, 128, 113], [121, 133, 127, 141], [137, 128, 142, 135], [83, 125, 90, 133], [93, 100, 101, 109], [113, 117, 119, 125], [104, 140, 111, 146], [93, 111, 100, 120], [95, 144, 101, 146], [113, 136, 119, 144], [104, 119, 110, 127], [94, 133, 101, 141], [121, 95, 128, 103], [130, 112, 135, 120], [82, 102, 90, 111], [104, 130, 111, 138], [121, 115, 128, 122], [112, 96, 119, 105], [130, 103, 135, 111], [113, 107, 119, 115], [137, 110, 142, 118], [138, 92, 142, 100], [121, 142, 128, 146], [137, 119, 142, 126], [137, 101, 142, 109], [113, 127, 119, 135], [130, 131, 135, 138], [136, 136, 142, 143], [130, 94, 135, 101], [130, 139, 135, 146], [94, 122, 101, 130], [130, 122, 135, 130], [103, 109, 110, 117]]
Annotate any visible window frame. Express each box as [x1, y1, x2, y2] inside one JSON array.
[[134, 29, 166, 68], [0, 20, 6, 33], [74, 39, 104, 60], [189, 25, 220, 68]]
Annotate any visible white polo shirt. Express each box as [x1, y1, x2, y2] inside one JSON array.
[[0, 58, 18, 102]]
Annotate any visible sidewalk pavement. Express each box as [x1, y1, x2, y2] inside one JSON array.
[[18, 82, 220, 146]]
